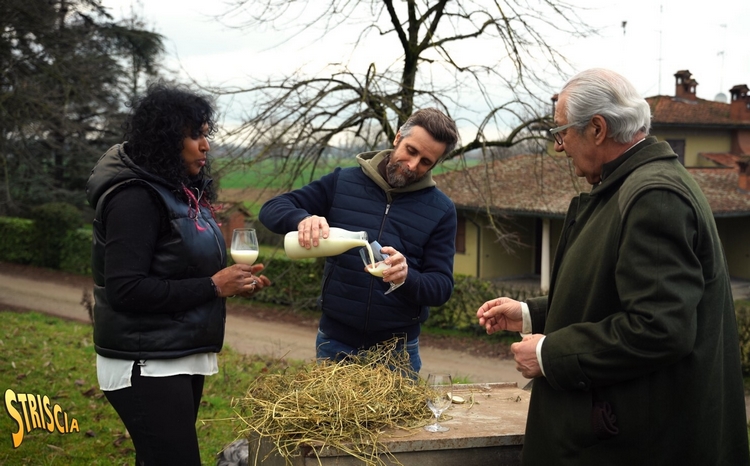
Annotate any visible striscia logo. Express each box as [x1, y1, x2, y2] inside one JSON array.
[[4, 388, 80, 448]]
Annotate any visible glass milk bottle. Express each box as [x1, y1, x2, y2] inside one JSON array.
[[284, 227, 368, 259]]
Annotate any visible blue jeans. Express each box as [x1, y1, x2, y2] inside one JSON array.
[[315, 329, 422, 374]]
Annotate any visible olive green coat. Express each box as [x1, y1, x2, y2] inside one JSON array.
[[524, 138, 749, 465]]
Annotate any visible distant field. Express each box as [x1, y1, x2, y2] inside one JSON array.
[[214, 156, 474, 194], [213, 155, 477, 215], [213, 158, 354, 212], [215, 158, 354, 191]]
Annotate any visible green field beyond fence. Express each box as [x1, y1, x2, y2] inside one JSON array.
[[214, 155, 475, 191]]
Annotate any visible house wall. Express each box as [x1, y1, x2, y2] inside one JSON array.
[[547, 129, 732, 168], [459, 214, 750, 281], [454, 214, 535, 278], [479, 216, 535, 278], [455, 213, 567, 280], [453, 219, 479, 276], [716, 216, 750, 280], [218, 212, 249, 249], [651, 129, 731, 167]]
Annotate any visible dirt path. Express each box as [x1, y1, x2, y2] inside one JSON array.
[[4, 262, 749, 420], [0, 263, 527, 387]]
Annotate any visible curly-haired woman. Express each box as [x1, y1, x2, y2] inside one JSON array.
[[86, 83, 270, 465]]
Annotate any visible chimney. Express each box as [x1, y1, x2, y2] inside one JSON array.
[[738, 156, 750, 191], [674, 70, 698, 100], [730, 84, 750, 121], [551, 93, 559, 121]]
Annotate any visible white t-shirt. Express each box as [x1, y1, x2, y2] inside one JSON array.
[[97, 353, 218, 391]]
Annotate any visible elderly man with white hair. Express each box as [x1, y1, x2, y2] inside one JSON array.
[[477, 68, 749, 465]]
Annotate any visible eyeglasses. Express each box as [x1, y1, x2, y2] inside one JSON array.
[[548, 122, 578, 145]]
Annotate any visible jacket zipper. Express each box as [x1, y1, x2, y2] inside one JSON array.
[[195, 185, 225, 262], [377, 203, 391, 241], [363, 201, 392, 334]]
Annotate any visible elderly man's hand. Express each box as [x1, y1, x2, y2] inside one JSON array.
[[476, 297, 524, 334], [512, 334, 543, 378]]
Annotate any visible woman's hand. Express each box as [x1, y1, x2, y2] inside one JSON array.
[[211, 263, 271, 298]]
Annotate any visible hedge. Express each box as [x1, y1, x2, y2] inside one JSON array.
[[4, 213, 750, 375], [0, 217, 35, 264], [29, 202, 83, 269], [60, 228, 93, 275], [230, 253, 323, 311], [0, 216, 91, 275], [430, 274, 538, 335]]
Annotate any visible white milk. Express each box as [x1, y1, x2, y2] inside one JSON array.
[[231, 249, 259, 265], [365, 262, 389, 277], [284, 227, 372, 260]]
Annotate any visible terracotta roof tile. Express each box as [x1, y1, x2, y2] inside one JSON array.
[[647, 95, 750, 126], [690, 169, 750, 215], [700, 153, 742, 168], [435, 154, 750, 217], [435, 154, 586, 218]]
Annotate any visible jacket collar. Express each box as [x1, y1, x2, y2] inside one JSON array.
[[593, 136, 677, 194], [356, 149, 436, 195], [86, 143, 212, 208]]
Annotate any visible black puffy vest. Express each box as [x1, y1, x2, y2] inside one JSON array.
[[88, 145, 226, 360]]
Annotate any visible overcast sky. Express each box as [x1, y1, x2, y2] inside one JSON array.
[[101, 0, 750, 133]]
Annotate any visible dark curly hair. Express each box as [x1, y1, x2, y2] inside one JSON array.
[[124, 82, 218, 202]]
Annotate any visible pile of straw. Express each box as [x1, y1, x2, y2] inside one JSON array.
[[234, 340, 432, 465]]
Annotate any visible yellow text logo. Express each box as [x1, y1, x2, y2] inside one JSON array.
[[4, 388, 79, 448]]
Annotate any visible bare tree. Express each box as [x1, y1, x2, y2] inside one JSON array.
[[211, 0, 593, 185], [207, 0, 594, 250]]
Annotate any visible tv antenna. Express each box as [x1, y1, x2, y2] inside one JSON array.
[[657, 4, 663, 95], [719, 24, 727, 92]]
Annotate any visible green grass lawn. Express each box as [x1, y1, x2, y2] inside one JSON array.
[[0, 310, 298, 465], [3, 301, 745, 464]]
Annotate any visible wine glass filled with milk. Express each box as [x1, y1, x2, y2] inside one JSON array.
[[359, 240, 404, 295], [231, 228, 259, 265]]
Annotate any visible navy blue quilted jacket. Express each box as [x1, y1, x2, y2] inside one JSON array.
[[259, 150, 456, 348]]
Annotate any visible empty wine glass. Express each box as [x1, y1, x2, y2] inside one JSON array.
[[231, 228, 259, 265], [359, 240, 404, 295], [424, 373, 452, 432]]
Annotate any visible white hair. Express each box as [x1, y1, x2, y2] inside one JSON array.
[[562, 68, 651, 144]]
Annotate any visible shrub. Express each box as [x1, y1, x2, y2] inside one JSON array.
[[29, 202, 82, 269], [427, 274, 540, 335], [0, 217, 35, 263], [240, 263, 542, 340], [5, 214, 750, 375], [230, 253, 323, 311], [254, 221, 283, 248], [60, 228, 93, 275]]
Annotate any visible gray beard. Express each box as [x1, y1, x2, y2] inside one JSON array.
[[386, 158, 419, 188]]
